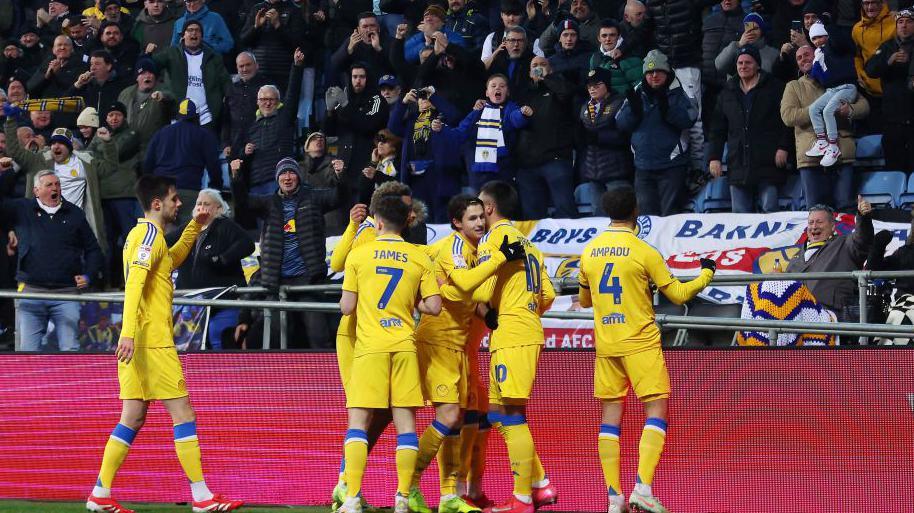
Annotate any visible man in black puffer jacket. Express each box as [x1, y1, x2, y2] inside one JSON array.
[[230, 157, 344, 348], [239, 0, 306, 91], [231, 49, 305, 198], [645, 0, 717, 171], [701, 0, 744, 123]]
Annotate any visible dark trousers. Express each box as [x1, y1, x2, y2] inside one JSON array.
[[103, 198, 141, 286], [517, 158, 577, 220], [883, 123, 914, 173], [279, 274, 333, 349], [634, 166, 686, 216]]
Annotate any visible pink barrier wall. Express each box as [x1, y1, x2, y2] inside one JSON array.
[[0, 351, 911, 512]]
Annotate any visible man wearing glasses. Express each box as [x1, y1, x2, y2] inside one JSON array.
[[487, 26, 534, 96], [170, 0, 234, 55]]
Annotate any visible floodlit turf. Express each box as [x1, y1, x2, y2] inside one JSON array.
[[0, 501, 333, 513]]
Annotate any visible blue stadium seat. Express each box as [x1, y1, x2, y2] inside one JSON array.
[[899, 173, 914, 211], [574, 183, 596, 215], [857, 171, 907, 208], [855, 135, 885, 168], [701, 177, 732, 213], [778, 174, 804, 211]]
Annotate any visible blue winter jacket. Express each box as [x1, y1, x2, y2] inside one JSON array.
[[387, 94, 462, 196], [432, 101, 529, 174], [144, 120, 223, 190], [2, 198, 104, 288], [404, 29, 468, 63], [616, 82, 698, 170], [171, 6, 235, 54]]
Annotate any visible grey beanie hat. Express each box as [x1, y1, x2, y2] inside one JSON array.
[[275, 157, 304, 182]]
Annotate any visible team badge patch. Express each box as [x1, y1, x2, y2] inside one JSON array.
[[134, 244, 152, 266]]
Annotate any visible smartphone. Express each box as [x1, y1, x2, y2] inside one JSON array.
[[791, 20, 803, 32]]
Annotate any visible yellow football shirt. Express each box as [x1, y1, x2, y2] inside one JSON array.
[[473, 220, 555, 350], [579, 227, 713, 356], [121, 218, 200, 348], [342, 234, 440, 356], [416, 231, 479, 350]]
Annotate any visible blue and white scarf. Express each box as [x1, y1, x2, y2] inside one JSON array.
[[472, 103, 506, 172]]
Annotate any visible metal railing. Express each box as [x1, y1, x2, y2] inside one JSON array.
[[3, 269, 913, 350]]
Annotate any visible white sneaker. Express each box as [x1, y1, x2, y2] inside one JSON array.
[[394, 492, 409, 513], [805, 138, 829, 157], [628, 489, 669, 513], [820, 144, 841, 167], [339, 497, 363, 513], [608, 496, 627, 513]]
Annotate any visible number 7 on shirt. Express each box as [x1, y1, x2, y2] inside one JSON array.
[[376, 266, 404, 309]]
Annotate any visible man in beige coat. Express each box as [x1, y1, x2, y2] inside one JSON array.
[[781, 45, 870, 211]]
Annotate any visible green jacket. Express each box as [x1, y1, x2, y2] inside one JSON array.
[[4, 119, 112, 253], [117, 84, 173, 156], [589, 52, 643, 95], [90, 123, 140, 199], [150, 45, 231, 125]]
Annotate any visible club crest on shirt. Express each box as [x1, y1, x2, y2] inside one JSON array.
[[135, 244, 152, 265], [283, 219, 296, 233]]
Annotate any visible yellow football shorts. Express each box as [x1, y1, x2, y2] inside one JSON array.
[[417, 342, 468, 406], [118, 346, 188, 401], [347, 351, 424, 409], [336, 333, 355, 397], [488, 344, 541, 405], [594, 347, 671, 401]]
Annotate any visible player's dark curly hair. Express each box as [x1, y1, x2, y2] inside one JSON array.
[[602, 186, 638, 221]]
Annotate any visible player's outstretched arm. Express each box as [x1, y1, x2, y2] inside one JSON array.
[[330, 205, 369, 272], [537, 263, 555, 315], [657, 258, 716, 305], [168, 209, 207, 268]]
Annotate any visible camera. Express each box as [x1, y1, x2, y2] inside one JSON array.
[[416, 88, 430, 100]]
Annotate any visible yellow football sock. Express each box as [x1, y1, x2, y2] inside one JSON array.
[[96, 424, 136, 489], [437, 433, 461, 496], [637, 418, 668, 487], [173, 422, 204, 483], [344, 429, 369, 498], [599, 424, 622, 496], [413, 421, 449, 487], [532, 451, 546, 484], [396, 433, 420, 496], [497, 414, 534, 498]]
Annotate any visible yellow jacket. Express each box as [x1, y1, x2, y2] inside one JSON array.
[[852, 4, 896, 95]]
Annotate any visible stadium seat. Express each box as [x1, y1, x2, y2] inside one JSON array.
[[855, 134, 885, 168], [701, 177, 732, 213], [777, 174, 804, 211], [899, 173, 914, 211], [574, 183, 596, 215], [857, 171, 907, 208]]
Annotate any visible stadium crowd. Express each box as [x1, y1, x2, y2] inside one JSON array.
[[0, 0, 913, 350]]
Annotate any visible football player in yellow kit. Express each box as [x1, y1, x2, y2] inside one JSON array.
[[472, 181, 556, 513], [578, 188, 715, 513], [408, 195, 525, 513], [87, 176, 243, 513], [329, 182, 425, 510], [337, 195, 442, 513]]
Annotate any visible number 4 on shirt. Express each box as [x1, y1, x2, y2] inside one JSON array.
[[599, 263, 623, 305], [376, 266, 403, 309]]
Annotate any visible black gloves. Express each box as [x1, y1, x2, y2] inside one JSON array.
[[626, 87, 643, 118], [499, 235, 526, 262], [699, 258, 717, 272], [874, 230, 893, 248], [484, 308, 499, 330]]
